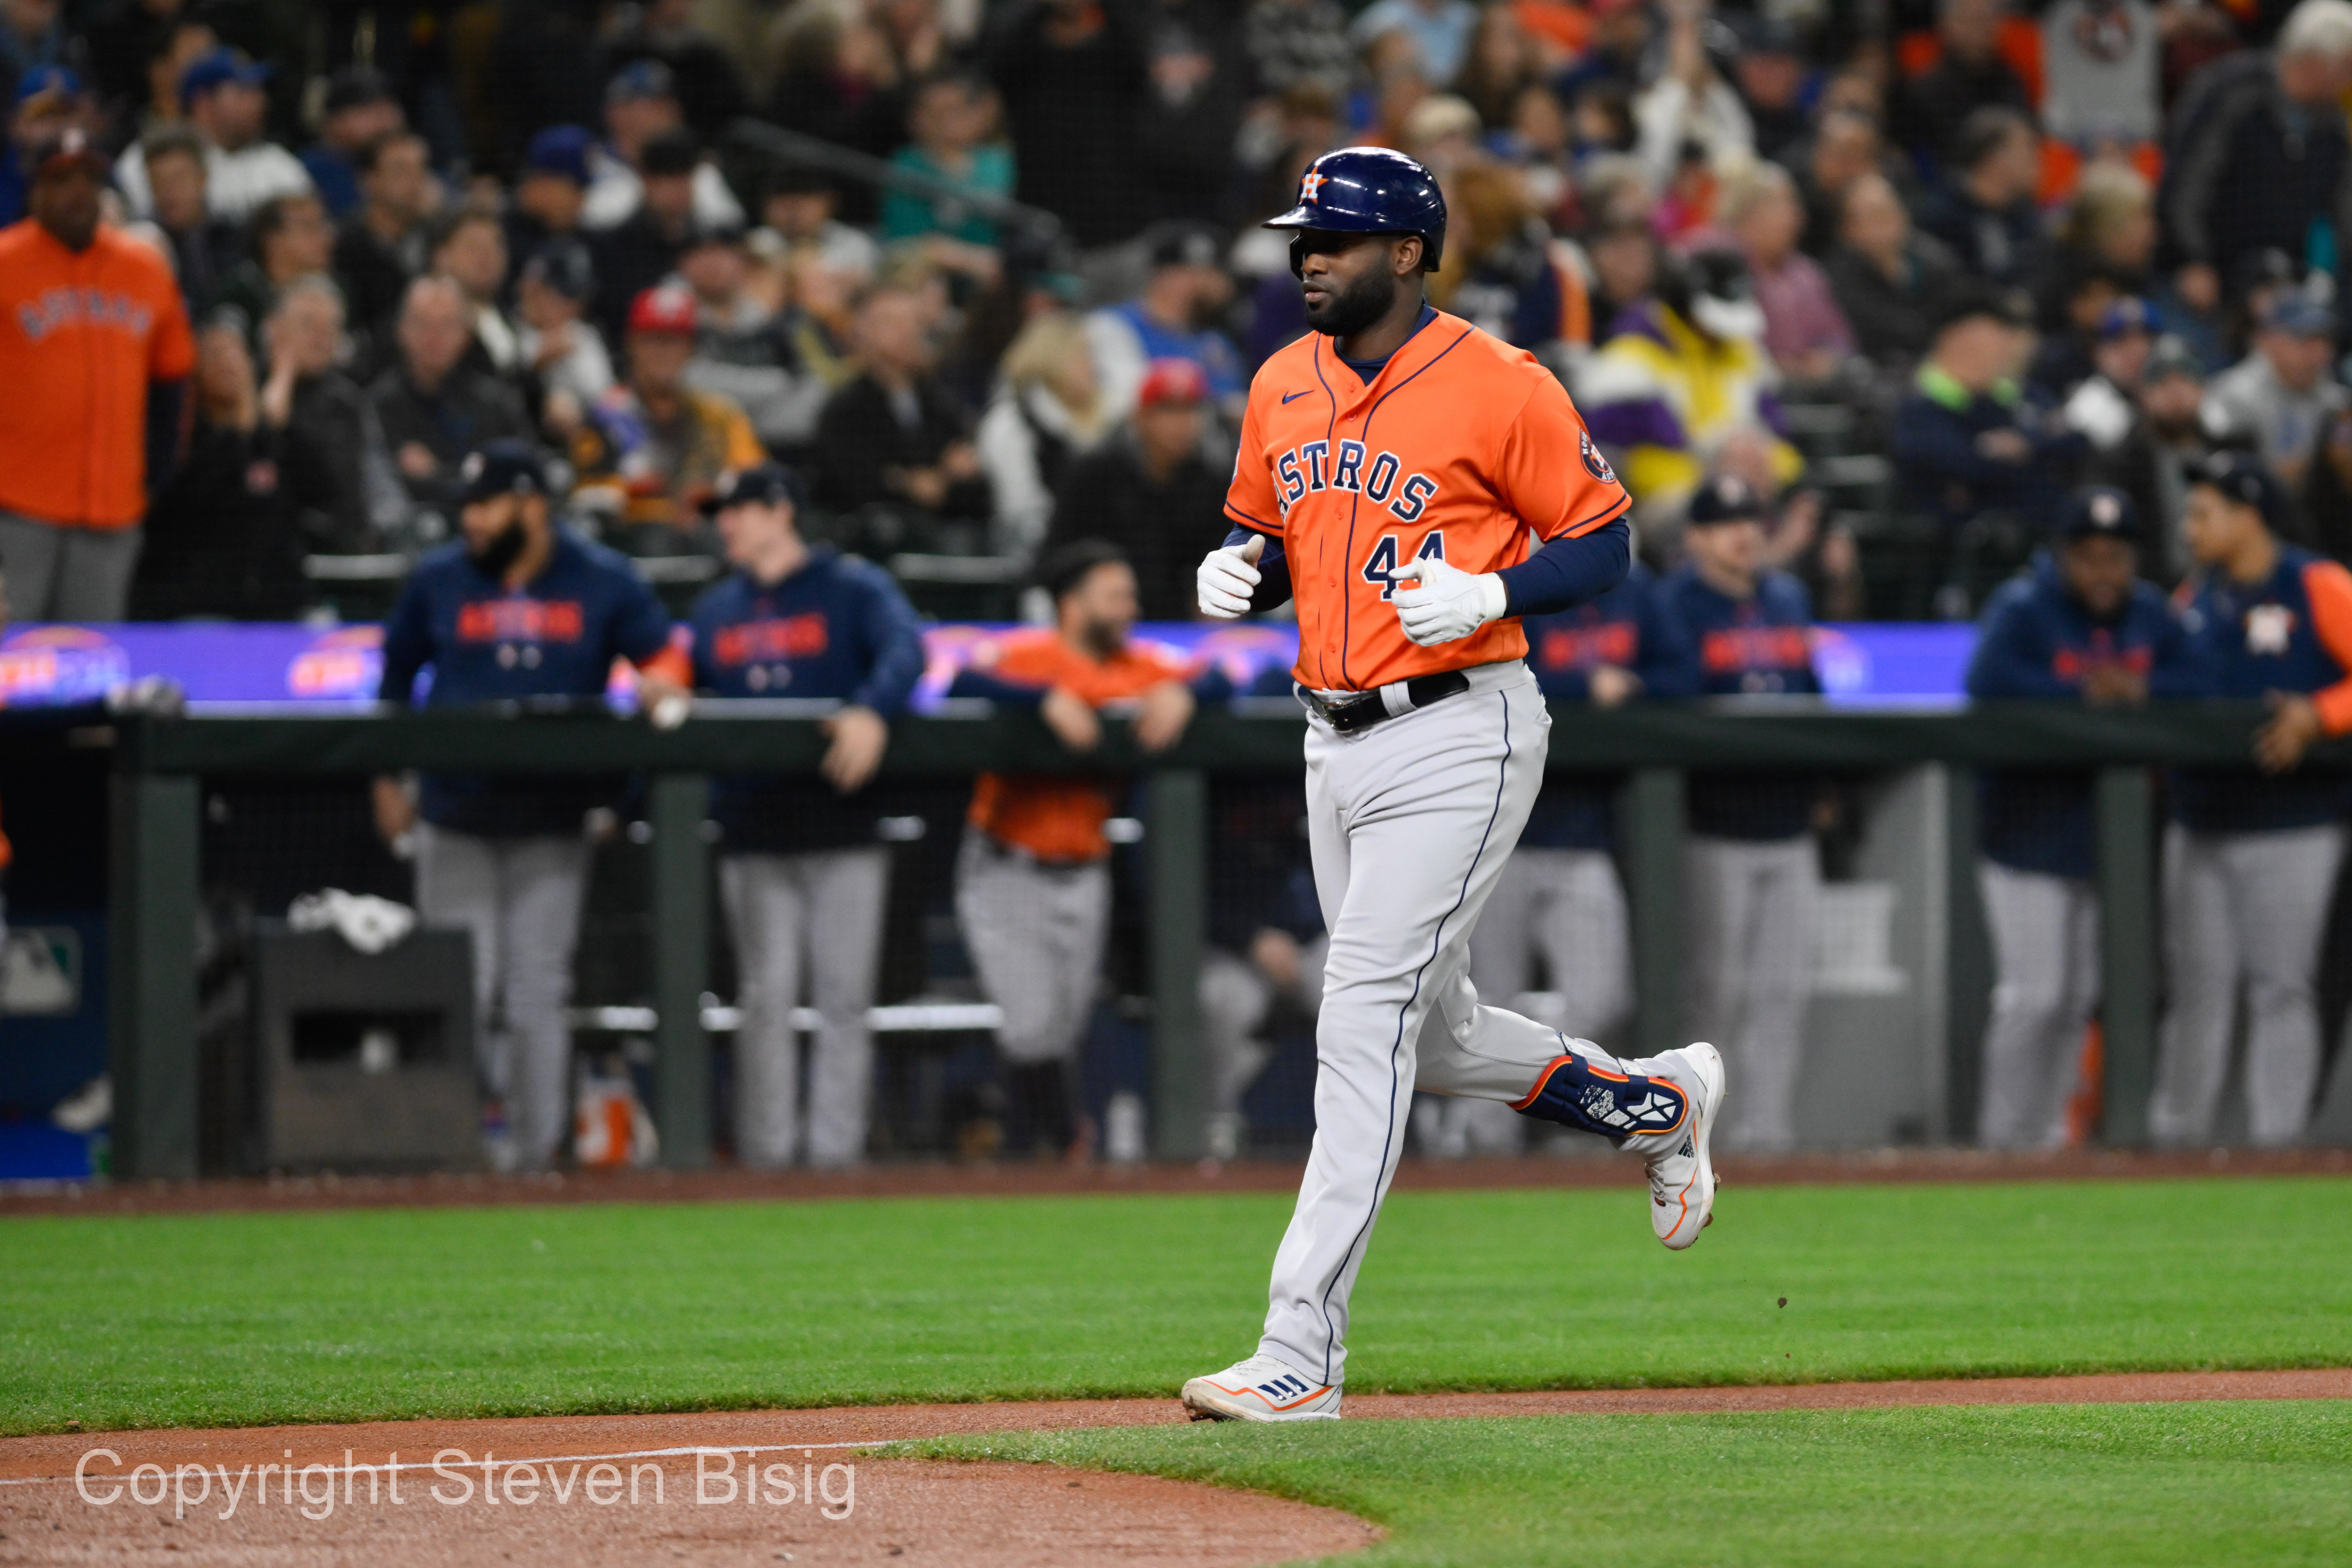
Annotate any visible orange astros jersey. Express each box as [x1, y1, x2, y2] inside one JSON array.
[[1224, 308, 1630, 692]]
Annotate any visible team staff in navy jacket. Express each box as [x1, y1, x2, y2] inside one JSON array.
[[2153, 453, 2352, 1148], [1965, 488, 2201, 1150], [374, 441, 689, 1171], [640, 463, 926, 1169], [1454, 562, 1697, 1157], [1656, 474, 1823, 1152]]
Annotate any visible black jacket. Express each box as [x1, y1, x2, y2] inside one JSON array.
[[811, 375, 990, 548], [133, 420, 334, 620], [1045, 432, 1229, 621], [2161, 50, 2352, 280], [369, 364, 531, 525]]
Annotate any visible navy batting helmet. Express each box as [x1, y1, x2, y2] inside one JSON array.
[[1263, 146, 1447, 276]]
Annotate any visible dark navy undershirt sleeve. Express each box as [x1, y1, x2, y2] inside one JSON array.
[[377, 571, 435, 704], [1496, 518, 1631, 618], [847, 569, 927, 717], [1221, 523, 1294, 608]]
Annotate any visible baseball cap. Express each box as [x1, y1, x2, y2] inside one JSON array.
[[2263, 291, 2337, 339], [322, 65, 394, 116], [523, 125, 594, 186], [2188, 450, 2284, 526], [2061, 485, 2140, 540], [626, 282, 698, 336], [1137, 358, 1210, 409], [606, 58, 676, 106], [1037, 538, 1130, 601], [21, 125, 108, 180], [2096, 297, 2158, 341], [1145, 220, 1224, 272], [699, 462, 807, 515], [15, 64, 82, 107], [1685, 473, 1765, 526], [520, 238, 596, 303], [179, 47, 269, 110], [458, 440, 565, 505], [2142, 334, 2202, 386], [1934, 281, 2032, 336]]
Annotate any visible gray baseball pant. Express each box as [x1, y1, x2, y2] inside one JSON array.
[[413, 824, 592, 1171], [721, 847, 890, 1168], [1263, 664, 1570, 1387], [955, 832, 1111, 1067], [0, 514, 143, 622], [2151, 822, 2344, 1147], [1976, 860, 2100, 1150], [1682, 832, 1818, 1151]]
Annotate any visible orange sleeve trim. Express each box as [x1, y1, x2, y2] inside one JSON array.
[[1542, 487, 1632, 542], [636, 646, 693, 687], [2304, 561, 2352, 734], [1224, 504, 1282, 536]]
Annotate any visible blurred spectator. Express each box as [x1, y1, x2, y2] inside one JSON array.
[[651, 463, 926, 1168], [582, 62, 743, 234], [1136, 0, 1249, 222], [1350, 0, 1477, 88], [2031, 282, 2147, 401], [502, 126, 593, 279], [1659, 474, 1822, 1153], [1890, 0, 2032, 164], [590, 128, 703, 344], [570, 282, 762, 550], [2202, 291, 2346, 492], [369, 274, 531, 549], [212, 190, 330, 353], [1455, 5, 1544, 128], [1556, 0, 1647, 100], [82, 0, 171, 126], [1043, 358, 1228, 618], [977, 311, 1112, 559], [1582, 215, 1656, 337], [759, 4, 919, 178], [374, 441, 688, 1172], [600, 0, 747, 146], [677, 220, 823, 459], [1892, 287, 2081, 538], [258, 275, 402, 554], [1632, 3, 1751, 196], [2, 61, 87, 227], [1398, 91, 1483, 177], [1730, 17, 1811, 163], [332, 130, 435, 354], [2058, 297, 2157, 446], [1578, 248, 1802, 525], [948, 541, 1205, 1157], [813, 280, 989, 550], [1792, 106, 1887, 258], [0, 129, 192, 621], [1089, 220, 1244, 422], [136, 123, 238, 312], [781, 243, 863, 394], [759, 164, 882, 282], [984, 0, 1148, 246], [129, 17, 213, 143], [2154, 452, 2352, 1148], [1919, 106, 2046, 291], [514, 237, 614, 420], [1442, 161, 1587, 371], [1963, 487, 2197, 1149], [2039, 0, 2160, 146], [2041, 160, 2157, 334], [1241, 0, 1354, 99], [1717, 161, 1852, 385], [428, 207, 518, 376], [883, 68, 1014, 245], [132, 310, 327, 619], [116, 48, 311, 224], [2085, 336, 2210, 579], [1825, 171, 1962, 368], [301, 67, 403, 220], [2160, 0, 2352, 321]]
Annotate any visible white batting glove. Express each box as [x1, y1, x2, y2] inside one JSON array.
[[1392, 555, 1507, 646], [1197, 534, 1266, 619]]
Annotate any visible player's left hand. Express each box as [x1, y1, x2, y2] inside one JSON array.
[[1391, 555, 1507, 646], [819, 704, 890, 794], [2255, 690, 2324, 774]]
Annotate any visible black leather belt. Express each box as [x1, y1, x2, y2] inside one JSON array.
[[1305, 670, 1472, 734]]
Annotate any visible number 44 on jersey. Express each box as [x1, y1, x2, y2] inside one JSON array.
[[1362, 532, 1445, 601]]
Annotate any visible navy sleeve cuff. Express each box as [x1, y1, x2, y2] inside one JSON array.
[[1496, 519, 1631, 618]]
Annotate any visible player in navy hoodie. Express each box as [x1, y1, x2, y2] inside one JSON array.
[[2153, 453, 2352, 1147], [1448, 562, 1697, 1157], [375, 441, 688, 1170], [1964, 487, 2200, 1149], [639, 463, 925, 1169], [1656, 474, 1823, 1151]]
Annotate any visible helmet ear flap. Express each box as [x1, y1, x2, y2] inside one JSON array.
[[1289, 233, 1307, 279]]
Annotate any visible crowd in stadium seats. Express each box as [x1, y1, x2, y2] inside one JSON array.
[[1, 0, 2352, 622]]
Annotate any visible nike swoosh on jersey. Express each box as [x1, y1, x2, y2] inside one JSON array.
[[1281, 389, 1311, 403]]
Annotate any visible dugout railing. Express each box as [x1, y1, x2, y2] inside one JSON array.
[[94, 698, 2351, 1178]]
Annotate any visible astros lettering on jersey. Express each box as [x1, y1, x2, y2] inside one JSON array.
[[1223, 309, 1630, 691]]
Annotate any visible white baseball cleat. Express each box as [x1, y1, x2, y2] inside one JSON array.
[[1625, 1042, 1725, 1250], [1181, 1354, 1342, 1422]]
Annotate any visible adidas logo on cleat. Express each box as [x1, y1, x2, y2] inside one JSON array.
[[1257, 1373, 1313, 1399]]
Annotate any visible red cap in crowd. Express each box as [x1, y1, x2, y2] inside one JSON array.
[[1137, 357, 1209, 410], [627, 283, 698, 337]]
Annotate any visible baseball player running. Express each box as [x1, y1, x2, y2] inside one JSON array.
[[1181, 148, 1726, 1424]]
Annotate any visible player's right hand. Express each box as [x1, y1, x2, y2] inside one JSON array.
[[1197, 535, 1265, 619]]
